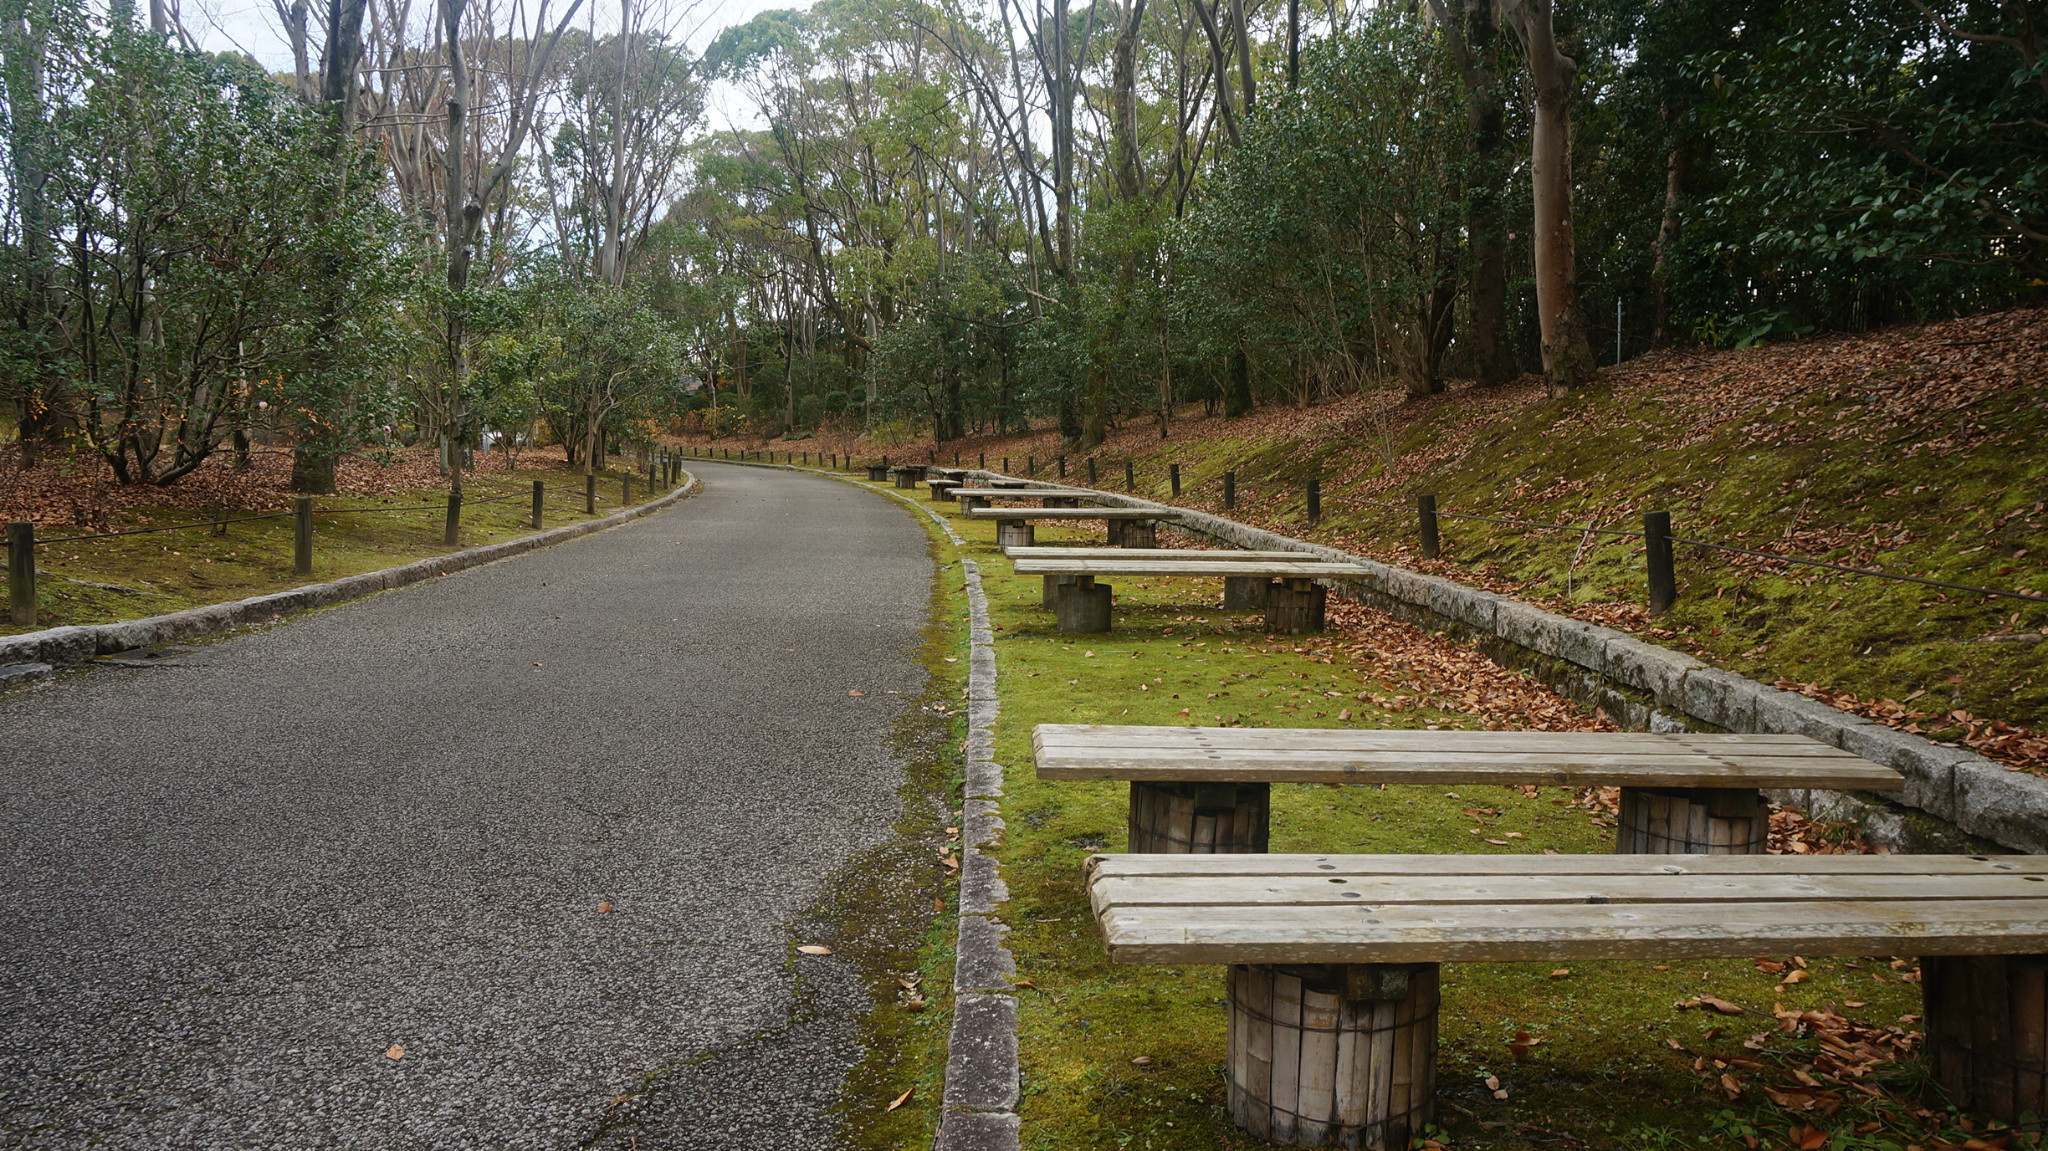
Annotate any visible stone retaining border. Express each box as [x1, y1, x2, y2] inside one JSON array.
[[0, 476, 701, 674], [944, 469, 2043, 856], [694, 458, 1021, 1151]]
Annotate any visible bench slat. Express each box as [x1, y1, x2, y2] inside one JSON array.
[[1003, 547, 1315, 561], [1010, 558, 1369, 575], [1033, 726, 1902, 790], [1088, 854, 2048, 964], [970, 508, 1173, 520]]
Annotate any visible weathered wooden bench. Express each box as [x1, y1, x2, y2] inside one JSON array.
[[947, 486, 1087, 521], [889, 465, 922, 489], [1088, 851, 2048, 1149], [968, 505, 1180, 554], [1033, 725, 1905, 854], [1007, 555, 1370, 633], [928, 478, 963, 501], [1004, 546, 1320, 607]]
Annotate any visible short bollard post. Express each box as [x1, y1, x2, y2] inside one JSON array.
[[1028, 455, 1035, 475], [585, 473, 596, 514], [622, 475, 631, 505], [1088, 456, 1097, 485], [1417, 492, 1440, 558], [1645, 509, 1677, 615], [1058, 455, 1066, 478], [1307, 477, 1321, 524], [979, 452, 986, 468], [531, 480, 543, 529], [955, 451, 961, 466], [295, 497, 315, 573], [442, 489, 461, 546], [1003, 457, 1010, 473], [1223, 470, 1236, 509], [7, 521, 35, 625], [1125, 459, 1135, 489], [1170, 463, 1181, 496]]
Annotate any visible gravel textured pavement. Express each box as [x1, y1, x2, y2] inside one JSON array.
[[0, 462, 937, 1149]]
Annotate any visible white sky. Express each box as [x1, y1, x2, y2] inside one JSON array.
[[180, 0, 785, 128]]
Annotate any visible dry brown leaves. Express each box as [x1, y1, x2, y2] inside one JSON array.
[[0, 443, 547, 528], [1776, 680, 2048, 774]]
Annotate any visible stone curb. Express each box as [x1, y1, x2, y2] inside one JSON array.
[[691, 458, 1024, 1148], [938, 468, 2043, 855], [0, 476, 702, 673]]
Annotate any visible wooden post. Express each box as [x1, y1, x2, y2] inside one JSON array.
[[979, 452, 986, 469], [1224, 471, 1237, 510], [1615, 787, 1767, 853], [1265, 578, 1326, 633], [585, 473, 596, 514], [1923, 954, 2048, 1122], [622, 475, 631, 506], [294, 497, 315, 573], [1055, 577, 1112, 633], [1028, 455, 1036, 476], [1088, 456, 1098, 485], [1058, 455, 1066, 478], [955, 451, 961, 466], [7, 521, 34, 625], [1003, 456, 1010, 473], [1170, 463, 1181, 496], [1125, 459, 1135, 489], [1128, 781, 1269, 852], [442, 490, 461, 546], [531, 481, 543, 529], [1645, 509, 1676, 615], [1417, 493, 1439, 558], [1227, 963, 1439, 1151], [1306, 478, 1321, 524]]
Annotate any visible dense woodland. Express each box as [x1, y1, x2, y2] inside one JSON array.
[[0, 0, 2041, 492]]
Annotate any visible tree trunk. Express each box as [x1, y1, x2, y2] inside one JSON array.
[[1225, 346, 1254, 417], [1436, 0, 1515, 385], [1651, 126, 1689, 348], [291, 452, 338, 494], [1502, 0, 1595, 391]]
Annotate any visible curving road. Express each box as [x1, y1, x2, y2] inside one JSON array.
[[0, 463, 937, 1150]]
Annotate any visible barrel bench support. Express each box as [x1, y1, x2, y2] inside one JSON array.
[[1055, 576, 1112, 633], [1923, 953, 2048, 1122], [996, 519, 1035, 550], [1117, 520, 1159, 548], [1615, 786, 1768, 854], [1225, 575, 1269, 610], [866, 464, 889, 482], [894, 470, 917, 489], [1265, 578, 1327, 634], [1128, 781, 1269, 853], [931, 480, 960, 501], [1228, 963, 1439, 1151]]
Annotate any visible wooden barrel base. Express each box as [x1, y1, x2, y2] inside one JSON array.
[[1615, 786, 1767, 854], [1265, 580, 1327, 634], [997, 521, 1035, 550], [1116, 520, 1158, 548], [961, 495, 991, 513], [931, 482, 959, 501], [894, 473, 916, 488], [1055, 581, 1112, 633], [1924, 954, 2048, 1121], [1228, 963, 1439, 1150], [1225, 576, 1269, 611], [866, 465, 889, 481], [1043, 496, 1080, 508], [1042, 573, 1077, 609], [1129, 781, 1269, 853]]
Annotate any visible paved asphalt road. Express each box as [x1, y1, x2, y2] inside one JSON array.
[[0, 463, 937, 1149]]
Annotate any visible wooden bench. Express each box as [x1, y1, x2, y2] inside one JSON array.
[[865, 463, 890, 481], [1005, 546, 1320, 607], [889, 465, 921, 489], [968, 505, 1179, 554], [928, 478, 963, 501], [1034, 725, 1904, 854], [947, 486, 1085, 519], [1088, 851, 2048, 1148], [1007, 555, 1370, 633]]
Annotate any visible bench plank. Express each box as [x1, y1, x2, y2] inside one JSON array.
[[1033, 725, 1902, 791], [951, 488, 1089, 498], [1010, 557, 1368, 576], [1088, 854, 2048, 964], [971, 508, 1175, 520], [1004, 547, 1316, 561]]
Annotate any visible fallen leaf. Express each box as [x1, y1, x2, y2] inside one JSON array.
[[943, 656, 958, 663], [1549, 968, 1571, 979], [598, 900, 613, 914], [385, 1044, 405, 1060], [1338, 708, 1352, 720], [848, 690, 865, 696], [1131, 1056, 1153, 1066], [886, 1087, 914, 1112], [1719, 1072, 1744, 1100], [798, 944, 833, 956], [1782, 969, 1810, 985]]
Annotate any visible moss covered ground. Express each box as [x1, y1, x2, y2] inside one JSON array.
[[874, 484, 2034, 1151], [2, 460, 661, 637]]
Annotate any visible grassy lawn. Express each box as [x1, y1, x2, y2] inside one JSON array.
[[3, 460, 667, 637], [880, 483, 2025, 1151]]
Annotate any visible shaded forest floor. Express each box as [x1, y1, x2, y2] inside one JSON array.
[[710, 306, 2048, 775], [0, 445, 663, 637]]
